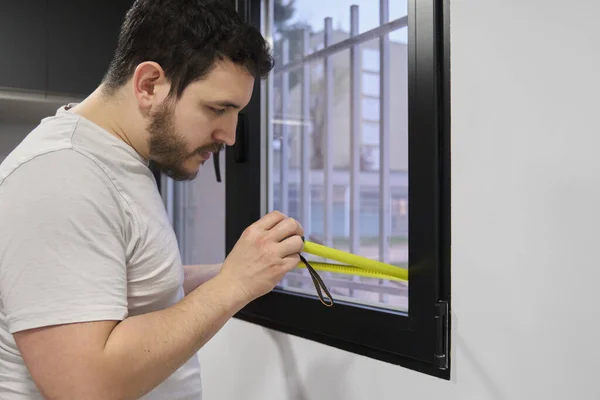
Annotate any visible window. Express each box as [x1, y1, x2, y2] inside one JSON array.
[[362, 72, 380, 96], [362, 48, 380, 72], [362, 121, 379, 145], [226, 0, 450, 379], [361, 145, 380, 171], [362, 97, 380, 121]]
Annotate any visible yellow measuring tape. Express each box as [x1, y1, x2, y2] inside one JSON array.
[[297, 261, 406, 282], [293, 238, 409, 307], [300, 240, 408, 282]]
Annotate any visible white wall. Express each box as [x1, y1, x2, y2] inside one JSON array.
[[195, 1, 600, 398]]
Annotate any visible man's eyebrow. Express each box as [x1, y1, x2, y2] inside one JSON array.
[[214, 100, 242, 109]]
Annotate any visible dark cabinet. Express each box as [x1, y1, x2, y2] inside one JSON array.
[[0, 1, 48, 92], [46, 0, 134, 96], [0, 0, 133, 96]]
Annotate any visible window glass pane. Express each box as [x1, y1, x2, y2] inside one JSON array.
[[271, 0, 408, 312], [360, 145, 380, 171], [362, 97, 380, 121], [390, 0, 409, 44], [362, 121, 379, 145], [273, 0, 390, 46], [362, 72, 379, 96], [362, 48, 380, 72]]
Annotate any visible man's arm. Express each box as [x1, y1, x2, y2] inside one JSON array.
[[15, 272, 247, 400], [13, 211, 303, 400], [183, 263, 222, 295]]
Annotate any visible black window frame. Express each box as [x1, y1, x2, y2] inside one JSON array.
[[226, 0, 451, 379]]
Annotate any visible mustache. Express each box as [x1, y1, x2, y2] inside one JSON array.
[[195, 142, 225, 154]]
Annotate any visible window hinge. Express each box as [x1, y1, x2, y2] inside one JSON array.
[[434, 300, 449, 370]]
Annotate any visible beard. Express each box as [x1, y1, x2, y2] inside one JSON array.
[[146, 101, 223, 181]]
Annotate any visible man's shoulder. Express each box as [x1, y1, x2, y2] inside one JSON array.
[[0, 147, 125, 216], [0, 145, 107, 191], [0, 142, 136, 243], [0, 110, 141, 189], [0, 109, 152, 227], [0, 112, 79, 183]]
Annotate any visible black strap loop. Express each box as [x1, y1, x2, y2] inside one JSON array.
[[299, 254, 335, 307]]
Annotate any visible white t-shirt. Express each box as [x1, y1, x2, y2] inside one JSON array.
[[0, 106, 202, 399]]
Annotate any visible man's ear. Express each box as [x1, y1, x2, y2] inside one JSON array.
[[132, 61, 169, 110]]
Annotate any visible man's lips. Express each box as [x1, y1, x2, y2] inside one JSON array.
[[198, 151, 212, 160]]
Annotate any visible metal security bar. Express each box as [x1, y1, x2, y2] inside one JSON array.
[[323, 17, 334, 248], [280, 39, 290, 215], [273, 15, 408, 75], [300, 29, 311, 237], [349, 5, 361, 296], [349, 5, 361, 256], [379, 0, 391, 264]]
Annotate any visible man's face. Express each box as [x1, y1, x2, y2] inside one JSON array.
[[146, 60, 255, 181]]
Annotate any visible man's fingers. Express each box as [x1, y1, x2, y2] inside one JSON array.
[[269, 217, 304, 243], [281, 253, 301, 272], [253, 210, 287, 231], [276, 235, 305, 258]]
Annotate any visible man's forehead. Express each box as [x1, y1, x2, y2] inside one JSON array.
[[189, 62, 255, 106], [201, 60, 254, 86]]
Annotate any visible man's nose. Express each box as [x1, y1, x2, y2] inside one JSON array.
[[215, 115, 238, 146]]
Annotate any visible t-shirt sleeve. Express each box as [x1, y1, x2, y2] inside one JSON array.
[[0, 149, 131, 333]]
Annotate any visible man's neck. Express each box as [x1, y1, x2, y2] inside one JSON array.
[[69, 86, 150, 160]]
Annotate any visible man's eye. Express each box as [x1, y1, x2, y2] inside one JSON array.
[[209, 107, 226, 115]]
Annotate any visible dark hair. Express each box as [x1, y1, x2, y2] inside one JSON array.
[[102, 0, 274, 98]]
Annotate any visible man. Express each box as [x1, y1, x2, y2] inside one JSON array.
[[0, 0, 304, 399]]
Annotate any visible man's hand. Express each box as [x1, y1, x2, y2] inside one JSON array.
[[218, 210, 304, 301]]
